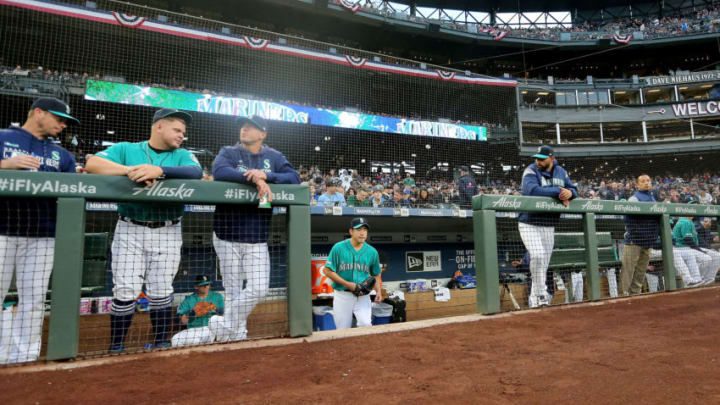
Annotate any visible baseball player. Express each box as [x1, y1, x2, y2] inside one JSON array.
[[85, 108, 202, 352], [171, 275, 224, 347], [695, 217, 720, 285], [518, 145, 577, 307], [672, 203, 712, 287], [0, 97, 78, 363], [323, 217, 383, 329], [209, 115, 299, 342], [619, 174, 660, 295]]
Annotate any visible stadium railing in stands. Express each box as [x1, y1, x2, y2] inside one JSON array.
[[0, 172, 310, 361]]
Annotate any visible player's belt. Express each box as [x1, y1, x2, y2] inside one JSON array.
[[120, 216, 180, 229]]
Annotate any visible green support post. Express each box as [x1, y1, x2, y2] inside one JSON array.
[[660, 214, 677, 291], [473, 209, 500, 314], [47, 198, 86, 361], [582, 213, 601, 301], [286, 205, 312, 337]]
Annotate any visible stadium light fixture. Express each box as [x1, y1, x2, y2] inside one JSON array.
[[679, 87, 688, 90], [537, 92, 549, 95], [647, 89, 661, 93], [700, 84, 713, 88], [614, 91, 626, 95]]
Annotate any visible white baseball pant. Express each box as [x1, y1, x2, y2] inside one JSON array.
[[171, 326, 214, 347], [652, 248, 701, 286], [674, 247, 704, 285], [210, 235, 270, 342], [645, 273, 660, 293], [0, 235, 54, 364], [518, 222, 555, 307], [110, 220, 182, 302], [333, 290, 372, 329], [696, 248, 720, 283]]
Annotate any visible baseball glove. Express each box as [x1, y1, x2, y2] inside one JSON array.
[[353, 276, 376, 296], [193, 301, 216, 317]]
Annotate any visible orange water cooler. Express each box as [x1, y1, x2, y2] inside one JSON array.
[[311, 256, 334, 294]]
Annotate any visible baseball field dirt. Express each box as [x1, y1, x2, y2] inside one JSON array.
[[3, 286, 720, 404]]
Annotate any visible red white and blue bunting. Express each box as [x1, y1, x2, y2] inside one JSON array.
[[111, 11, 145, 28], [0, 0, 516, 88], [344, 55, 367, 67], [612, 33, 633, 44], [435, 70, 455, 81], [493, 30, 507, 40], [243, 36, 269, 50], [339, 0, 361, 14]]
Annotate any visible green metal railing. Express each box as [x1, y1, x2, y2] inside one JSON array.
[[0, 172, 311, 361], [472, 194, 720, 314]]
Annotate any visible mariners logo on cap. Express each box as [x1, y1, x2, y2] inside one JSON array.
[[351, 217, 370, 229]]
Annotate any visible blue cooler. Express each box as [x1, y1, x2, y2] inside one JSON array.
[[312, 306, 336, 331], [371, 302, 393, 325]]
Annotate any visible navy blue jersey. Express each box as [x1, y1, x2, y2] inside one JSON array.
[[0, 126, 76, 237], [212, 144, 299, 243], [518, 162, 577, 227]]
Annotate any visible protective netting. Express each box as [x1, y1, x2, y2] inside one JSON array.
[[77, 205, 288, 357]]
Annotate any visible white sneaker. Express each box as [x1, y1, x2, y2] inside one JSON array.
[[537, 295, 551, 307]]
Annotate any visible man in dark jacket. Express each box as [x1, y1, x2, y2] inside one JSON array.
[[619, 174, 660, 295], [518, 145, 577, 307], [456, 166, 477, 208]]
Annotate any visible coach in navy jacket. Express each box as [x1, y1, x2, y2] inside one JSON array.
[[209, 116, 299, 343], [212, 116, 300, 244]]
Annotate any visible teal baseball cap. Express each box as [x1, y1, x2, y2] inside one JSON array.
[[532, 145, 554, 159], [153, 108, 193, 124], [30, 97, 80, 125]]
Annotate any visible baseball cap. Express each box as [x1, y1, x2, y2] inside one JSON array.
[[237, 115, 268, 132], [30, 97, 80, 125], [153, 108, 193, 124], [532, 145, 554, 159], [195, 275, 212, 286], [350, 217, 370, 230]]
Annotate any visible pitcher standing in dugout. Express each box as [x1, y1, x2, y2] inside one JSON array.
[[323, 217, 383, 329], [85, 109, 202, 352], [209, 115, 300, 342]]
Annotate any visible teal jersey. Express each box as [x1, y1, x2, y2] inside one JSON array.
[[177, 290, 224, 328], [324, 239, 381, 291], [95, 141, 201, 221], [673, 217, 698, 247]]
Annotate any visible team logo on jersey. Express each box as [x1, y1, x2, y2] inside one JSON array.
[[51, 151, 60, 161], [435, 70, 456, 81], [111, 12, 147, 28], [190, 154, 199, 164], [244, 36, 269, 50], [344, 55, 367, 68], [263, 159, 271, 170]]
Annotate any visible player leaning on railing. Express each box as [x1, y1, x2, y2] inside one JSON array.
[[518, 145, 577, 308], [209, 115, 300, 342], [0, 97, 79, 363], [85, 109, 202, 353]]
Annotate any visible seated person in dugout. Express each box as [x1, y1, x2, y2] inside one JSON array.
[[171, 275, 224, 348]]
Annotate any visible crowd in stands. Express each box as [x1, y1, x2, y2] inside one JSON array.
[[297, 164, 720, 210], [346, 0, 720, 42]]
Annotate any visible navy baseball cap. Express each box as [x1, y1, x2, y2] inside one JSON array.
[[532, 145, 554, 159], [195, 275, 211, 286], [237, 115, 268, 132], [153, 108, 193, 124], [351, 217, 370, 230], [30, 97, 80, 125]]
